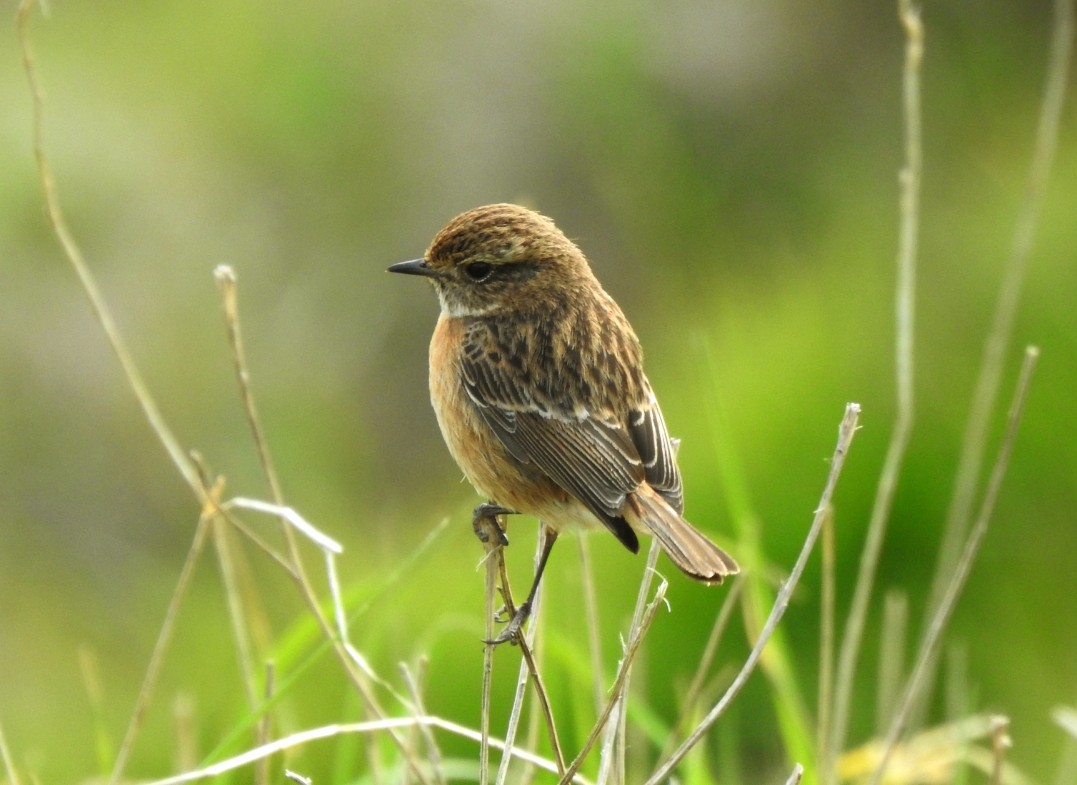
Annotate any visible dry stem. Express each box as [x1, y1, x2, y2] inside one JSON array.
[[649, 403, 861, 785], [869, 348, 1039, 785], [826, 3, 922, 777], [928, 0, 1075, 622]]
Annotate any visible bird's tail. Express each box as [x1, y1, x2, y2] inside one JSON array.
[[625, 486, 739, 584]]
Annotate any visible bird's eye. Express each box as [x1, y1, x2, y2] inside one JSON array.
[[463, 262, 494, 282]]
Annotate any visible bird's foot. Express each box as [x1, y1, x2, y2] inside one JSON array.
[[472, 503, 512, 546], [485, 600, 532, 646]]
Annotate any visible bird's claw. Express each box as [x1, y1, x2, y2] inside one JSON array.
[[472, 503, 511, 546], [484, 601, 532, 646]]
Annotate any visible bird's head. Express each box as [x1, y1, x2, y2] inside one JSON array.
[[388, 203, 596, 318]]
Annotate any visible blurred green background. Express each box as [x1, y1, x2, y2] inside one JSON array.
[[1, 1, 1075, 782]]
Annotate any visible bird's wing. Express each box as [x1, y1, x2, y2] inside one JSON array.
[[627, 402, 684, 513], [460, 323, 647, 551]]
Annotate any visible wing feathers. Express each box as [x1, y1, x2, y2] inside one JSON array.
[[459, 317, 689, 562], [628, 404, 683, 511], [512, 415, 643, 515]]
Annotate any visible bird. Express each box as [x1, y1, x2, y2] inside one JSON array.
[[388, 203, 738, 642]]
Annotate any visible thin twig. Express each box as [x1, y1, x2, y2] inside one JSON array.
[[827, 4, 922, 779], [560, 569, 669, 785], [111, 495, 217, 782], [217, 277, 384, 738], [198, 493, 298, 576], [216, 272, 427, 780], [214, 267, 286, 508], [519, 688, 543, 785], [598, 541, 662, 785], [917, 0, 1074, 736], [480, 522, 505, 785], [496, 528, 562, 784], [516, 640, 565, 776], [786, 763, 805, 785], [648, 403, 861, 785], [339, 514, 452, 626], [216, 498, 407, 703], [401, 659, 447, 785], [227, 496, 343, 554], [14, 29, 228, 774], [870, 348, 1038, 785], [657, 577, 745, 765], [15, 5, 426, 780], [817, 507, 836, 774], [486, 527, 564, 783], [210, 517, 260, 709], [875, 591, 908, 735], [618, 441, 685, 779], [928, 0, 1074, 625], [16, 0, 209, 508], [144, 716, 598, 785], [172, 694, 198, 774]]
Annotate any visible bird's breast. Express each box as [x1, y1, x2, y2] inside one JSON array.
[[427, 314, 589, 528]]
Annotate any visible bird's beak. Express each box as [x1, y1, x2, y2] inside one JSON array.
[[387, 258, 437, 278]]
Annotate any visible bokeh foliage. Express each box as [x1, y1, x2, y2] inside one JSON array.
[[1, 1, 1074, 782]]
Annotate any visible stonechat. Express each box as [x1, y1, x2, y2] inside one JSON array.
[[389, 204, 738, 640]]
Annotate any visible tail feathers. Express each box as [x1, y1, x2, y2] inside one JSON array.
[[626, 487, 739, 584]]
